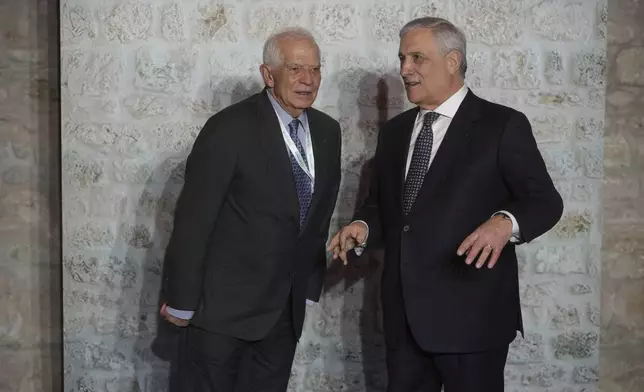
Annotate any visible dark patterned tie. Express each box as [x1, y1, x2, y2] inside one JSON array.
[[288, 119, 313, 228], [403, 111, 441, 215]]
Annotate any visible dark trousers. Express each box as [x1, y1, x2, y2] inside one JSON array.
[[387, 321, 509, 392], [177, 299, 296, 392]]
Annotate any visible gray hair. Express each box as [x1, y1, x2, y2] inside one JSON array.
[[400, 17, 467, 77], [263, 27, 320, 67]]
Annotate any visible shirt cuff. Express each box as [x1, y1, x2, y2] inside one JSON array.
[[494, 210, 520, 243], [306, 299, 316, 306], [166, 306, 194, 320], [351, 220, 369, 255]]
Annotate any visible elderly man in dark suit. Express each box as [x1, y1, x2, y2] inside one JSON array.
[[160, 27, 341, 392], [329, 17, 563, 392]]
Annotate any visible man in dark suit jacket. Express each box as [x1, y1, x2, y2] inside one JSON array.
[[160, 27, 341, 392], [329, 17, 563, 392]]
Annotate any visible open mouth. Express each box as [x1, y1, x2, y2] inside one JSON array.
[[295, 91, 312, 96], [405, 81, 420, 88]]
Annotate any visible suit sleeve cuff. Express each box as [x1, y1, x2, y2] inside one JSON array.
[[166, 306, 194, 320], [494, 210, 521, 243]]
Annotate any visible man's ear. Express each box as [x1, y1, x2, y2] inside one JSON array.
[[445, 50, 462, 76], [260, 64, 275, 88]]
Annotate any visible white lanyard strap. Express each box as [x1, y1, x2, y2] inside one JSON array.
[[273, 111, 315, 183]]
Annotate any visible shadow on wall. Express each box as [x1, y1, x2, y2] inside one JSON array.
[[110, 80, 263, 392], [317, 71, 405, 391]]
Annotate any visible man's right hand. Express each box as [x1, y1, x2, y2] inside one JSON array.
[[327, 221, 368, 265], [160, 303, 189, 327]]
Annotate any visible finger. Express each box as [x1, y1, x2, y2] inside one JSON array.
[[327, 233, 340, 252], [331, 245, 341, 260], [160, 303, 167, 316], [354, 223, 367, 244], [487, 247, 503, 269], [339, 250, 349, 266], [475, 245, 493, 269], [457, 232, 479, 256], [341, 235, 356, 253], [465, 240, 484, 265]]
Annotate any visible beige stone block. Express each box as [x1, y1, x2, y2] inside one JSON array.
[[531, 114, 572, 143], [466, 51, 493, 88], [112, 159, 154, 184], [573, 50, 607, 88], [66, 221, 117, 250], [62, 50, 122, 97], [246, 5, 304, 41], [122, 94, 180, 119], [161, 3, 185, 42], [492, 49, 541, 89], [551, 210, 593, 240], [507, 333, 545, 363], [135, 47, 196, 93], [99, 1, 152, 43], [544, 51, 566, 85], [61, 149, 106, 187], [532, 0, 594, 41], [534, 243, 588, 273], [571, 179, 600, 203], [520, 364, 569, 387], [194, 2, 239, 43], [454, 0, 524, 45], [61, 3, 97, 45], [576, 116, 605, 142], [539, 144, 582, 179], [525, 89, 604, 109], [367, 2, 405, 43], [312, 4, 360, 43], [64, 122, 145, 157], [209, 50, 263, 93], [577, 144, 604, 178]]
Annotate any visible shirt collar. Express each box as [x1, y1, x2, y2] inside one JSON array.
[[418, 84, 469, 120], [266, 89, 309, 130]]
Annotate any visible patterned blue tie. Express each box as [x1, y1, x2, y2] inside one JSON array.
[[403, 111, 440, 215], [288, 119, 312, 228]]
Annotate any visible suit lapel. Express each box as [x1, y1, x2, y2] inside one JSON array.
[[255, 90, 300, 220], [391, 108, 420, 214], [300, 109, 328, 233], [409, 91, 481, 214]]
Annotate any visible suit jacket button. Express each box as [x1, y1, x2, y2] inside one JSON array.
[[403, 225, 410, 232]]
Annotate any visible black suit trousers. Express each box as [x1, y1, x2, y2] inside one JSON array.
[[387, 315, 509, 392], [177, 296, 297, 392]]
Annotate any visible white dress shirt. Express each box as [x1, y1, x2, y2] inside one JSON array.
[[354, 84, 520, 254]]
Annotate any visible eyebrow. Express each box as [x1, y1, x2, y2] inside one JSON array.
[[399, 51, 425, 57]]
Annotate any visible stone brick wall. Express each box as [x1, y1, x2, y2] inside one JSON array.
[[60, 0, 606, 391], [0, 0, 62, 391], [600, 0, 644, 391]]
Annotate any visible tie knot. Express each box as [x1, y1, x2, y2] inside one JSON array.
[[288, 119, 300, 139], [423, 111, 440, 127]]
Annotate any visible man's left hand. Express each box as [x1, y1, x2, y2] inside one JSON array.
[[160, 303, 189, 327], [457, 215, 513, 269]]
